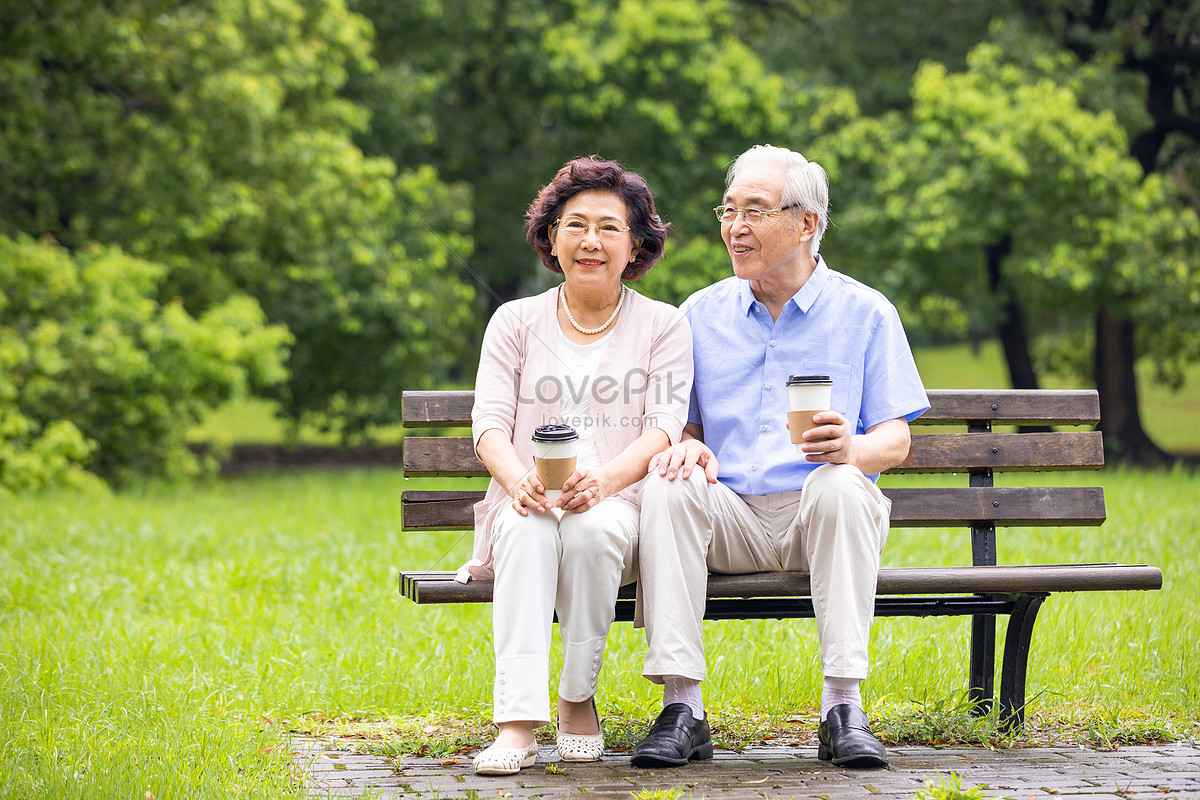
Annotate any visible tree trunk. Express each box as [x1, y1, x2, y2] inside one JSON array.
[[1093, 309, 1170, 463], [985, 235, 1051, 433]]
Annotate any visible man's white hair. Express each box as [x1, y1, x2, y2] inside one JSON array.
[[727, 144, 829, 252]]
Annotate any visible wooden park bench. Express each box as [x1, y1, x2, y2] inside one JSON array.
[[398, 388, 1162, 730]]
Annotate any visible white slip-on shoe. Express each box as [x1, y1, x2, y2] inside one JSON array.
[[556, 704, 604, 762], [472, 740, 538, 776]]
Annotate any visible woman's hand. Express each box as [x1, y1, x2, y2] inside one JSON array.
[[508, 470, 553, 516], [558, 466, 614, 513], [648, 438, 720, 483]]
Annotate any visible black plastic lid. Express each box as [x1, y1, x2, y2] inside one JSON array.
[[532, 424, 579, 443], [786, 374, 832, 385]]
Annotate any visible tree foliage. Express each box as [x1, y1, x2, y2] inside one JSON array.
[[349, 0, 857, 313], [0, 234, 291, 491], [0, 0, 475, 439], [2, 0, 1197, 469], [828, 29, 1200, 382]]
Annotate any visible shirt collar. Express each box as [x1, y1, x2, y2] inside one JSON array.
[[738, 280, 759, 316], [790, 254, 829, 313], [737, 254, 830, 316]]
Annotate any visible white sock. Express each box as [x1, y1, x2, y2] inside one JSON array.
[[821, 677, 862, 721], [664, 676, 705, 720]]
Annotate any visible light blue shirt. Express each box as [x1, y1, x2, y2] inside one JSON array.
[[682, 256, 929, 495]]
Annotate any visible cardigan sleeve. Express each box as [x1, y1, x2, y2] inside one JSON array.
[[471, 302, 525, 450], [641, 304, 693, 445]]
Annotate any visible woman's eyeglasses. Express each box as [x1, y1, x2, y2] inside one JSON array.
[[553, 218, 630, 240]]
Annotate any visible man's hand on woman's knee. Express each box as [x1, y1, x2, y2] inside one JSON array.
[[648, 439, 719, 483]]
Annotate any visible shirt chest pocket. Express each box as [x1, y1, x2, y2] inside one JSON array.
[[801, 361, 855, 424]]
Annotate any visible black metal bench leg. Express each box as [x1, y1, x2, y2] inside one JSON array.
[[999, 593, 1048, 732], [968, 613, 996, 715]]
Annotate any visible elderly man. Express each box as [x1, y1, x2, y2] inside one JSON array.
[[631, 144, 929, 769]]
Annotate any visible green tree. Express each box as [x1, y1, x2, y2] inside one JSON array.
[[742, 0, 1016, 115], [826, 34, 1200, 455], [0, 0, 475, 437], [349, 0, 855, 314], [0, 234, 291, 490], [1018, 0, 1200, 460]]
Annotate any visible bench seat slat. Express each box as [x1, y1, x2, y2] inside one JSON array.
[[400, 486, 1106, 530], [402, 431, 1104, 477], [400, 389, 1102, 428], [399, 563, 1162, 604]]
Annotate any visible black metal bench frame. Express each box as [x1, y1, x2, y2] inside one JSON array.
[[398, 389, 1162, 730]]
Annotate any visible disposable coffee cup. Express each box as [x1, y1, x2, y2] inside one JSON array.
[[532, 424, 580, 498], [786, 375, 833, 453]]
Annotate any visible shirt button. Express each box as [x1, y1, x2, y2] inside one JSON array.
[[765, 382, 772, 390], [770, 340, 777, 347], [760, 425, 768, 432], [751, 465, 759, 471]]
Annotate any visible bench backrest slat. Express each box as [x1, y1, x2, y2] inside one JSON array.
[[402, 430, 1104, 477], [915, 389, 1100, 425], [895, 431, 1104, 472], [401, 389, 1102, 428]]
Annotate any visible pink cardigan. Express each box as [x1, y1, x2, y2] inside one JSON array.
[[457, 285, 693, 582]]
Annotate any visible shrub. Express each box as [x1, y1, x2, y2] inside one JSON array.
[[0, 234, 291, 490]]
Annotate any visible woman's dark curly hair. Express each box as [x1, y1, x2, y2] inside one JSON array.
[[525, 156, 669, 280]]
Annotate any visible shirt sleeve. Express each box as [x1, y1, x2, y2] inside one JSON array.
[[860, 305, 930, 430], [471, 304, 524, 450]]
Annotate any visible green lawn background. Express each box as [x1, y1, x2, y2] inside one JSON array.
[[2, 341, 1198, 799]]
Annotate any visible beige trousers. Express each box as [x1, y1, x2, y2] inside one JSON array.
[[638, 463, 890, 683], [490, 499, 639, 726]]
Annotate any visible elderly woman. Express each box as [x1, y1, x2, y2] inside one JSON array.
[[460, 157, 692, 775]]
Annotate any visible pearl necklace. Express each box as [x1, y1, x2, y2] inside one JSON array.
[[560, 285, 625, 335]]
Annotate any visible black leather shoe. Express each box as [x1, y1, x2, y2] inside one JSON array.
[[817, 704, 888, 768], [630, 703, 713, 767]]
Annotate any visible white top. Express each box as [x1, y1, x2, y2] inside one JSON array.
[[555, 325, 612, 468], [465, 286, 694, 582]]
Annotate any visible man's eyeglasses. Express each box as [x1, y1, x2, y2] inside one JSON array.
[[553, 217, 631, 240], [713, 204, 798, 226]]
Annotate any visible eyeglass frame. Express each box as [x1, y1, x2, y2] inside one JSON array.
[[552, 216, 632, 240], [712, 203, 799, 226]]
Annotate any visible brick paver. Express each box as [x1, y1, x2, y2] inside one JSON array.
[[293, 737, 1200, 799]]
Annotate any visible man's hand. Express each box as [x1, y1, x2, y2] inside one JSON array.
[[648, 438, 719, 483], [793, 415, 911, 474], [798, 411, 855, 464]]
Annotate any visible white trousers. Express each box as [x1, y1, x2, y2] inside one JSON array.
[[638, 463, 890, 683], [490, 498, 639, 726]]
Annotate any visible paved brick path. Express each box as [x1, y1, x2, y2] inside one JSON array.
[[293, 737, 1200, 799]]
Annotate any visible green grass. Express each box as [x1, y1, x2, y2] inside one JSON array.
[[7, 337, 1199, 797], [915, 772, 995, 800], [3, 465, 1198, 798]]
